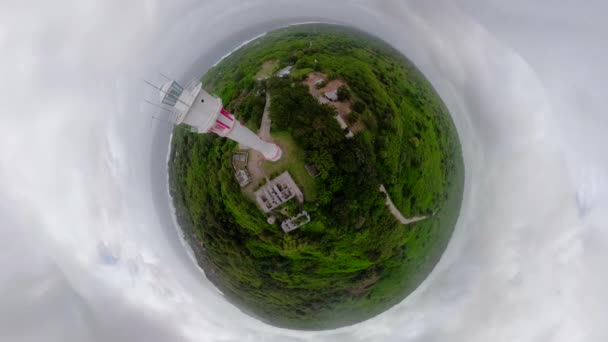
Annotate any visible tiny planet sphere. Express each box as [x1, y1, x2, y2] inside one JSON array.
[[168, 23, 464, 330]]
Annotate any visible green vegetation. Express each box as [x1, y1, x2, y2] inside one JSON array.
[[169, 24, 464, 330], [337, 85, 351, 101]]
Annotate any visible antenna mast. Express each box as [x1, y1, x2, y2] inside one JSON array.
[[160, 73, 173, 82], [142, 79, 190, 107]]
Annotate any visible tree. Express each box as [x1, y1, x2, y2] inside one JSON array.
[[337, 85, 351, 101], [352, 100, 366, 112], [309, 150, 333, 180]]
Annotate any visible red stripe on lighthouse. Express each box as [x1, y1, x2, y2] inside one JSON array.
[[215, 120, 231, 130], [220, 108, 234, 121]]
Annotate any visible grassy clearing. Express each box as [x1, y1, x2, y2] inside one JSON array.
[[255, 59, 279, 80], [263, 131, 317, 202]]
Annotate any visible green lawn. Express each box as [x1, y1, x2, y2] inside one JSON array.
[[263, 131, 317, 202]]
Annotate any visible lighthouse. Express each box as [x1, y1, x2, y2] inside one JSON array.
[[160, 80, 282, 162]]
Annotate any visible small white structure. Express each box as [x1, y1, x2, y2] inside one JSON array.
[[335, 115, 354, 138], [324, 90, 338, 102], [276, 66, 293, 78], [281, 211, 311, 233], [160, 79, 282, 161], [267, 216, 277, 224], [255, 172, 302, 213], [231, 151, 249, 170], [232, 152, 248, 163], [235, 169, 251, 187]]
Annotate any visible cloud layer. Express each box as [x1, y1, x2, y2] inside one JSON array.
[[1, 0, 607, 341]]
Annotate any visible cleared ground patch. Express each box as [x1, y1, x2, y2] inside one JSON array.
[[302, 72, 362, 135], [255, 60, 279, 80]]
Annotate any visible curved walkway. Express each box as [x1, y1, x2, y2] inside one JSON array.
[[379, 185, 428, 225]]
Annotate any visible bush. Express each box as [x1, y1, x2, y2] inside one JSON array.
[[337, 85, 351, 101], [348, 111, 360, 125], [409, 136, 420, 148], [292, 68, 314, 81], [352, 100, 366, 112]]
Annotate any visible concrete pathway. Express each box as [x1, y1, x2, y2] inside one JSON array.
[[245, 93, 273, 193], [379, 185, 428, 225], [259, 92, 272, 141]]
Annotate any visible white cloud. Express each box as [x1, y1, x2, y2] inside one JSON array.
[[0, 0, 606, 341]]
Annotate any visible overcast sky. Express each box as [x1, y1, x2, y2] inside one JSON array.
[[1, 1, 607, 341]]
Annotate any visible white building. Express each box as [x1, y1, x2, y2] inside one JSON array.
[[281, 211, 311, 233], [160, 80, 282, 161], [255, 172, 302, 213], [324, 90, 338, 102], [235, 169, 251, 187], [276, 66, 293, 78]]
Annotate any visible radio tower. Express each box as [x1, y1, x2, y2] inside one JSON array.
[[158, 79, 282, 161]]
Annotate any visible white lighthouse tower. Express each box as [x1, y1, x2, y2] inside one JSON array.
[[160, 80, 282, 162]]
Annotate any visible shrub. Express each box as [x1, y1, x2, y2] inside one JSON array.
[[337, 85, 351, 101], [352, 100, 366, 112]]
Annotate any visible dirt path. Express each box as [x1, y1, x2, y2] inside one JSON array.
[[379, 185, 428, 225]]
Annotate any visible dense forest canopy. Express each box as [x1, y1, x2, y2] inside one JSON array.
[[169, 24, 463, 330]]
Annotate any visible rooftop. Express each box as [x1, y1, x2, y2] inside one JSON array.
[[235, 169, 252, 187], [281, 211, 311, 233], [231, 151, 249, 170], [175, 83, 222, 134], [254, 171, 303, 213], [276, 66, 293, 78], [324, 90, 338, 102]]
